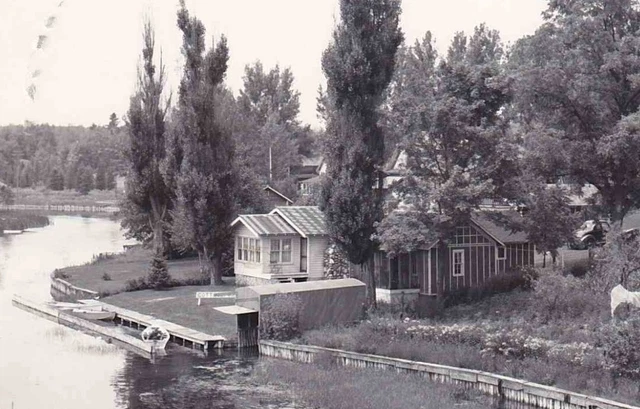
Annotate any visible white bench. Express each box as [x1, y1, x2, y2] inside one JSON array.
[[196, 291, 235, 306]]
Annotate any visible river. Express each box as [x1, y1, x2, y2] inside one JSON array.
[[0, 215, 296, 409]]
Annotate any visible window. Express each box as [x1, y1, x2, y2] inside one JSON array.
[[236, 237, 261, 263], [452, 249, 465, 277], [497, 246, 506, 260], [270, 238, 293, 264], [452, 225, 491, 245]]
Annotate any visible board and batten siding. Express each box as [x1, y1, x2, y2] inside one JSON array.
[[307, 236, 328, 280]]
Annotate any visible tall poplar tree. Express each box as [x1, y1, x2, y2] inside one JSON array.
[[121, 21, 171, 255], [170, 1, 238, 285], [320, 0, 403, 306]]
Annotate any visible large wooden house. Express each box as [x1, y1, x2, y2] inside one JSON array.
[[231, 206, 329, 286], [373, 213, 534, 305]]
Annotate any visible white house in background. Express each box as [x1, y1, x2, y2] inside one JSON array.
[[231, 206, 329, 286]]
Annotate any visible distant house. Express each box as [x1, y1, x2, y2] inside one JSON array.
[[263, 186, 293, 210], [291, 156, 325, 196], [373, 212, 534, 305], [231, 206, 329, 286]]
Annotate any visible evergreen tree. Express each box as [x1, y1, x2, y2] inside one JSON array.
[[320, 0, 403, 306], [75, 165, 94, 195], [48, 168, 64, 191]]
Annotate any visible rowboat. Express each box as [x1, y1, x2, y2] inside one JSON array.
[[70, 308, 116, 321], [141, 326, 170, 350]]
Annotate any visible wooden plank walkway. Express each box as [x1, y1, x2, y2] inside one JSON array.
[[101, 302, 226, 351]]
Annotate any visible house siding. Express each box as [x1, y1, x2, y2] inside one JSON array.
[[307, 236, 328, 280]]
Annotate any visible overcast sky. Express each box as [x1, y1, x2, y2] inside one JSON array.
[[0, 0, 547, 129]]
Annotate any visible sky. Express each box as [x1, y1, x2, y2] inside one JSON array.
[[0, 0, 547, 129]]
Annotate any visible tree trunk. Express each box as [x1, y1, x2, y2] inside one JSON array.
[[361, 259, 377, 309], [152, 220, 164, 256], [543, 252, 546, 268], [211, 253, 224, 286], [436, 241, 447, 301]]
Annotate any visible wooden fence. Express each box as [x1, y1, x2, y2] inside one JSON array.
[[259, 340, 640, 409]]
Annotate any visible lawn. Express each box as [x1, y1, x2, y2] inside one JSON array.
[[57, 246, 205, 296], [102, 282, 238, 338]]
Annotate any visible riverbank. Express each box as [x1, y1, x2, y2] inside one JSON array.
[[293, 278, 640, 406], [0, 211, 50, 232], [55, 246, 206, 297], [11, 187, 119, 207]]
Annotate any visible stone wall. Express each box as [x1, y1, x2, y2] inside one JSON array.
[[50, 277, 99, 301], [259, 340, 639, 409]]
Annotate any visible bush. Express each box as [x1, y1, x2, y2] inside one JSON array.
[[532, 268, 607, 321], [91, 252, 116, 264], [125, 277, 149, 292], [260, 293, 303, 341], [101, 273, 112, 281], [53, 269, 70, 279], [600, 318, 640, 379], [444, 267, 538, 307]]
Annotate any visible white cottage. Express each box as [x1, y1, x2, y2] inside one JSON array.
[[231, 206, 329, 286]]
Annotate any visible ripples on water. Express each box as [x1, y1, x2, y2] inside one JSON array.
[[0, 216, 298, 409]]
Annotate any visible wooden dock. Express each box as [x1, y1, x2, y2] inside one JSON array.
[[11, 295, 154, 357], [101, 303, 226, 351]]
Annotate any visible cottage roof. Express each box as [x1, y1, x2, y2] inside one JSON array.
[[232, 214, 298, 237], [270, 206, 327, 237], [471, 212, 529, 244]]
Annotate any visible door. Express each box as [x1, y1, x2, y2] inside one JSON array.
[[300, 237, 308, 272]]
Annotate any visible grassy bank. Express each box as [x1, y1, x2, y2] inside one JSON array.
[[11, 187, 118, 207], [0, 211, 50, 231], [55, 246, 206, 296], [295, 270, 640, 406], [252, 359, 499, 409]]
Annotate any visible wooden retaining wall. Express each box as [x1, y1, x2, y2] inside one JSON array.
[[259, 340, 640, 409], [0, 204, 119, 213]]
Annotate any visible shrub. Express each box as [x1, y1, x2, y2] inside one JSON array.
[[91, 252, 116, 264], [532, 268, 606, 321], [260, 293, 303, 341], [444, 267, 537, 307], [101, 273, 112, 281], [124, 277, 149, 292], [53, 269, 70, 279], [599, 318, 640, 379], [146, 253, 172, 290]]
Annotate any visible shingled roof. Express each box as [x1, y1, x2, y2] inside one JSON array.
[[231, 214, 298, 237], [471, 212, 529, 244], [270, 206, 328, 237]]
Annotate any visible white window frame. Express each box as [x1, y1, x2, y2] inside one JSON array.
[[452, 249, 465, 277], [270, 238, 293, 264], [236, 236, 261, 263], [496, 245, 506, 260]]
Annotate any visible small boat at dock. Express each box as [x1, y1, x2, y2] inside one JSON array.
[[70, 308, 116, 321], [49, 300, 115, 321], [141, 326, 170, 351]]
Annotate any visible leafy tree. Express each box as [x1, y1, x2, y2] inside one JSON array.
[[0, 181, 14, 204], [320, 0, 403, 306], [511, 178, 580, 267], [509, 0, 640, 224], [171, 1, 239, 285], [376, 26, 511, 297], [120, 21, 172, 255], [95, 165, 107, 190]]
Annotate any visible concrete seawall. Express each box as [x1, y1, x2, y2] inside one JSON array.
[[50, 277, 99, 301], [259, 340, 640, 409]]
